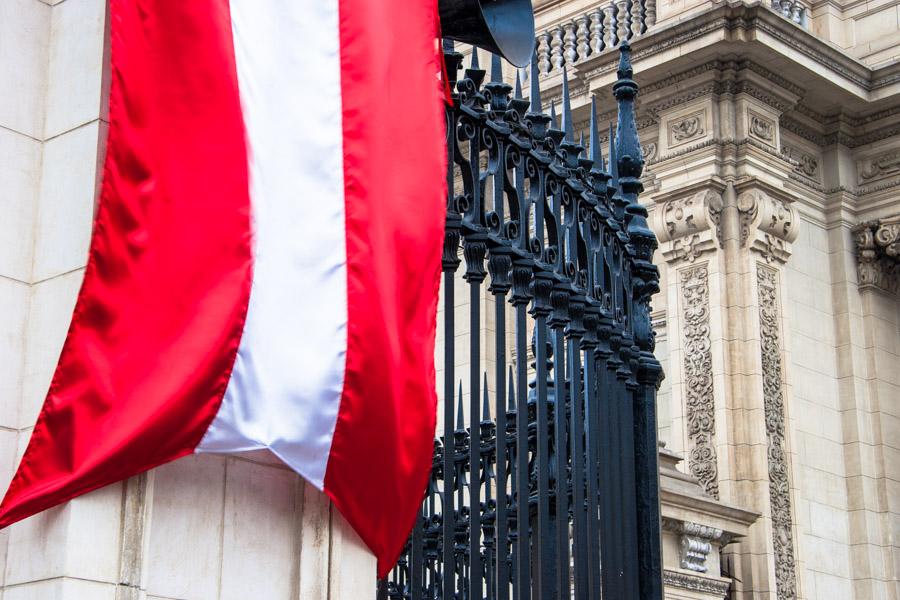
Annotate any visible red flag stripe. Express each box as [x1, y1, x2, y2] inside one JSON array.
[[0, 0, 252, 527], [324, 0, 446, 577]]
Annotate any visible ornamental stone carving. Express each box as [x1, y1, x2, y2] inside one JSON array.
[[653, 189, 722, 263], [679, 264, 718, 498], [858, 149, 900, 182], [781, 144, 819, 180], [663, 570, 731, 596], [663, 518, 730, 573], [852, 215, 900, 295], [749, 112, 775, 143], [756, 265, 797, 600], [742, 189, 798, 263], [670, 113, 705, 145]]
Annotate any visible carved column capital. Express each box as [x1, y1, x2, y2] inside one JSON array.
[[852, 215, 900, 295]]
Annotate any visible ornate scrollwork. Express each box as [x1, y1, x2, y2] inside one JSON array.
[[852, 216, 900, 295], [670, 114, 704, 144], [679, 264, 718, 498], [749, 112, 775, 143], [781, 144, 819, 179], [858, 149, 900, 182], [756, 265, 797, 600], [743, 189, 797, 263], [653, 189, 721, 262]]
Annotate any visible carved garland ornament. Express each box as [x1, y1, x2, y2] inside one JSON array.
[[680, 264, 718, 498], [756, 265, 797, 600]]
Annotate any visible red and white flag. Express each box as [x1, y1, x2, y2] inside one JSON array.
[[0, 0, 446, 574]]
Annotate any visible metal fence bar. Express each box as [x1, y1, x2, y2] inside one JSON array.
[[379, 41, 663, 600]]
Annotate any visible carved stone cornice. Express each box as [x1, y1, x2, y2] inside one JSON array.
[[852, 216, 900, 295], [663, 569, 731, 596]]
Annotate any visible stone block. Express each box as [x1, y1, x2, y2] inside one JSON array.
[[144, 455, 226, 600], [5, 482, 123, 586], [297, 483, 331, 600], [0, 278, 29, 429], [219, 458, 300, 600], [20, 269, 82, 428], [0, 128, 41, 282], [0, 0, 49, 138], [44, 0, 106, 139], [3, 577, 117, 600], [801, 466, 849, 510], [32, 121, 101, 282], [329, 507, 377, 600], [808, 501, 850, 544]]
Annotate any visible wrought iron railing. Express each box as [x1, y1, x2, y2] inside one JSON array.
[[377, 42, 663, 600], [535, 1, 657, 74]]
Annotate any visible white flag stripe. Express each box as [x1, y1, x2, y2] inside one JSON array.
[[197, 0, 347, 490]]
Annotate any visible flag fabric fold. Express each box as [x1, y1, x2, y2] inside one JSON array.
[[0, 0, 446, 576]]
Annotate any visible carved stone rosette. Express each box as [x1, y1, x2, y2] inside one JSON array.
[[756, 265, 797, 600], [679, 264, 718, 498], [852, 215, 900, 295]]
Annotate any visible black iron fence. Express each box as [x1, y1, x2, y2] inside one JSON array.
[[378, 42, 663, 600]]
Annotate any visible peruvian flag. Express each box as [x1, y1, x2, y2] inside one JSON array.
[[0, 0, 446, 575]]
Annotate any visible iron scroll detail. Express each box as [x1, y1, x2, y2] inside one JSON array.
[[379, 43, 664, 600]]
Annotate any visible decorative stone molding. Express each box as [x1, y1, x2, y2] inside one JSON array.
[[781, 143, 819, 180], [679, 265, 719, 499], [756, 265, 797, 600], [663, 518, 731, 573], [852, 216, 900, 295], [670, 112, 705, 145], [653, 189, 722, 263], [749, 111, 776, 144], [736, 189, 798, 264], [642, 141, 658, 162], [858, 150, 900, 183], [663, 570, 731, 596]]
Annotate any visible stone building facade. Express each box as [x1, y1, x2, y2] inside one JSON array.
[[518, 0, 899, 597], [0, 0, 898, 599]]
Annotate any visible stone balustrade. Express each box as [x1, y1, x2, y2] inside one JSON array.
[[769, 0, 808, 28], [535, 0, 657, 74]]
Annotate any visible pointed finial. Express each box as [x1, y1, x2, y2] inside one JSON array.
[[443, 38, 455, 52], [550, 101, 559, 129], [590, 96, 604, 170], [470, 48, 480, 70], [491, 53, 503, 83], [561, 68, 575, 142], [482, 373, 491, 420], [529, 53, 542, 113], [456, 381, 465, 430], [514, 71, 523, 99], [609, 122, 618, 181], [617, 41, 633, 81]]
